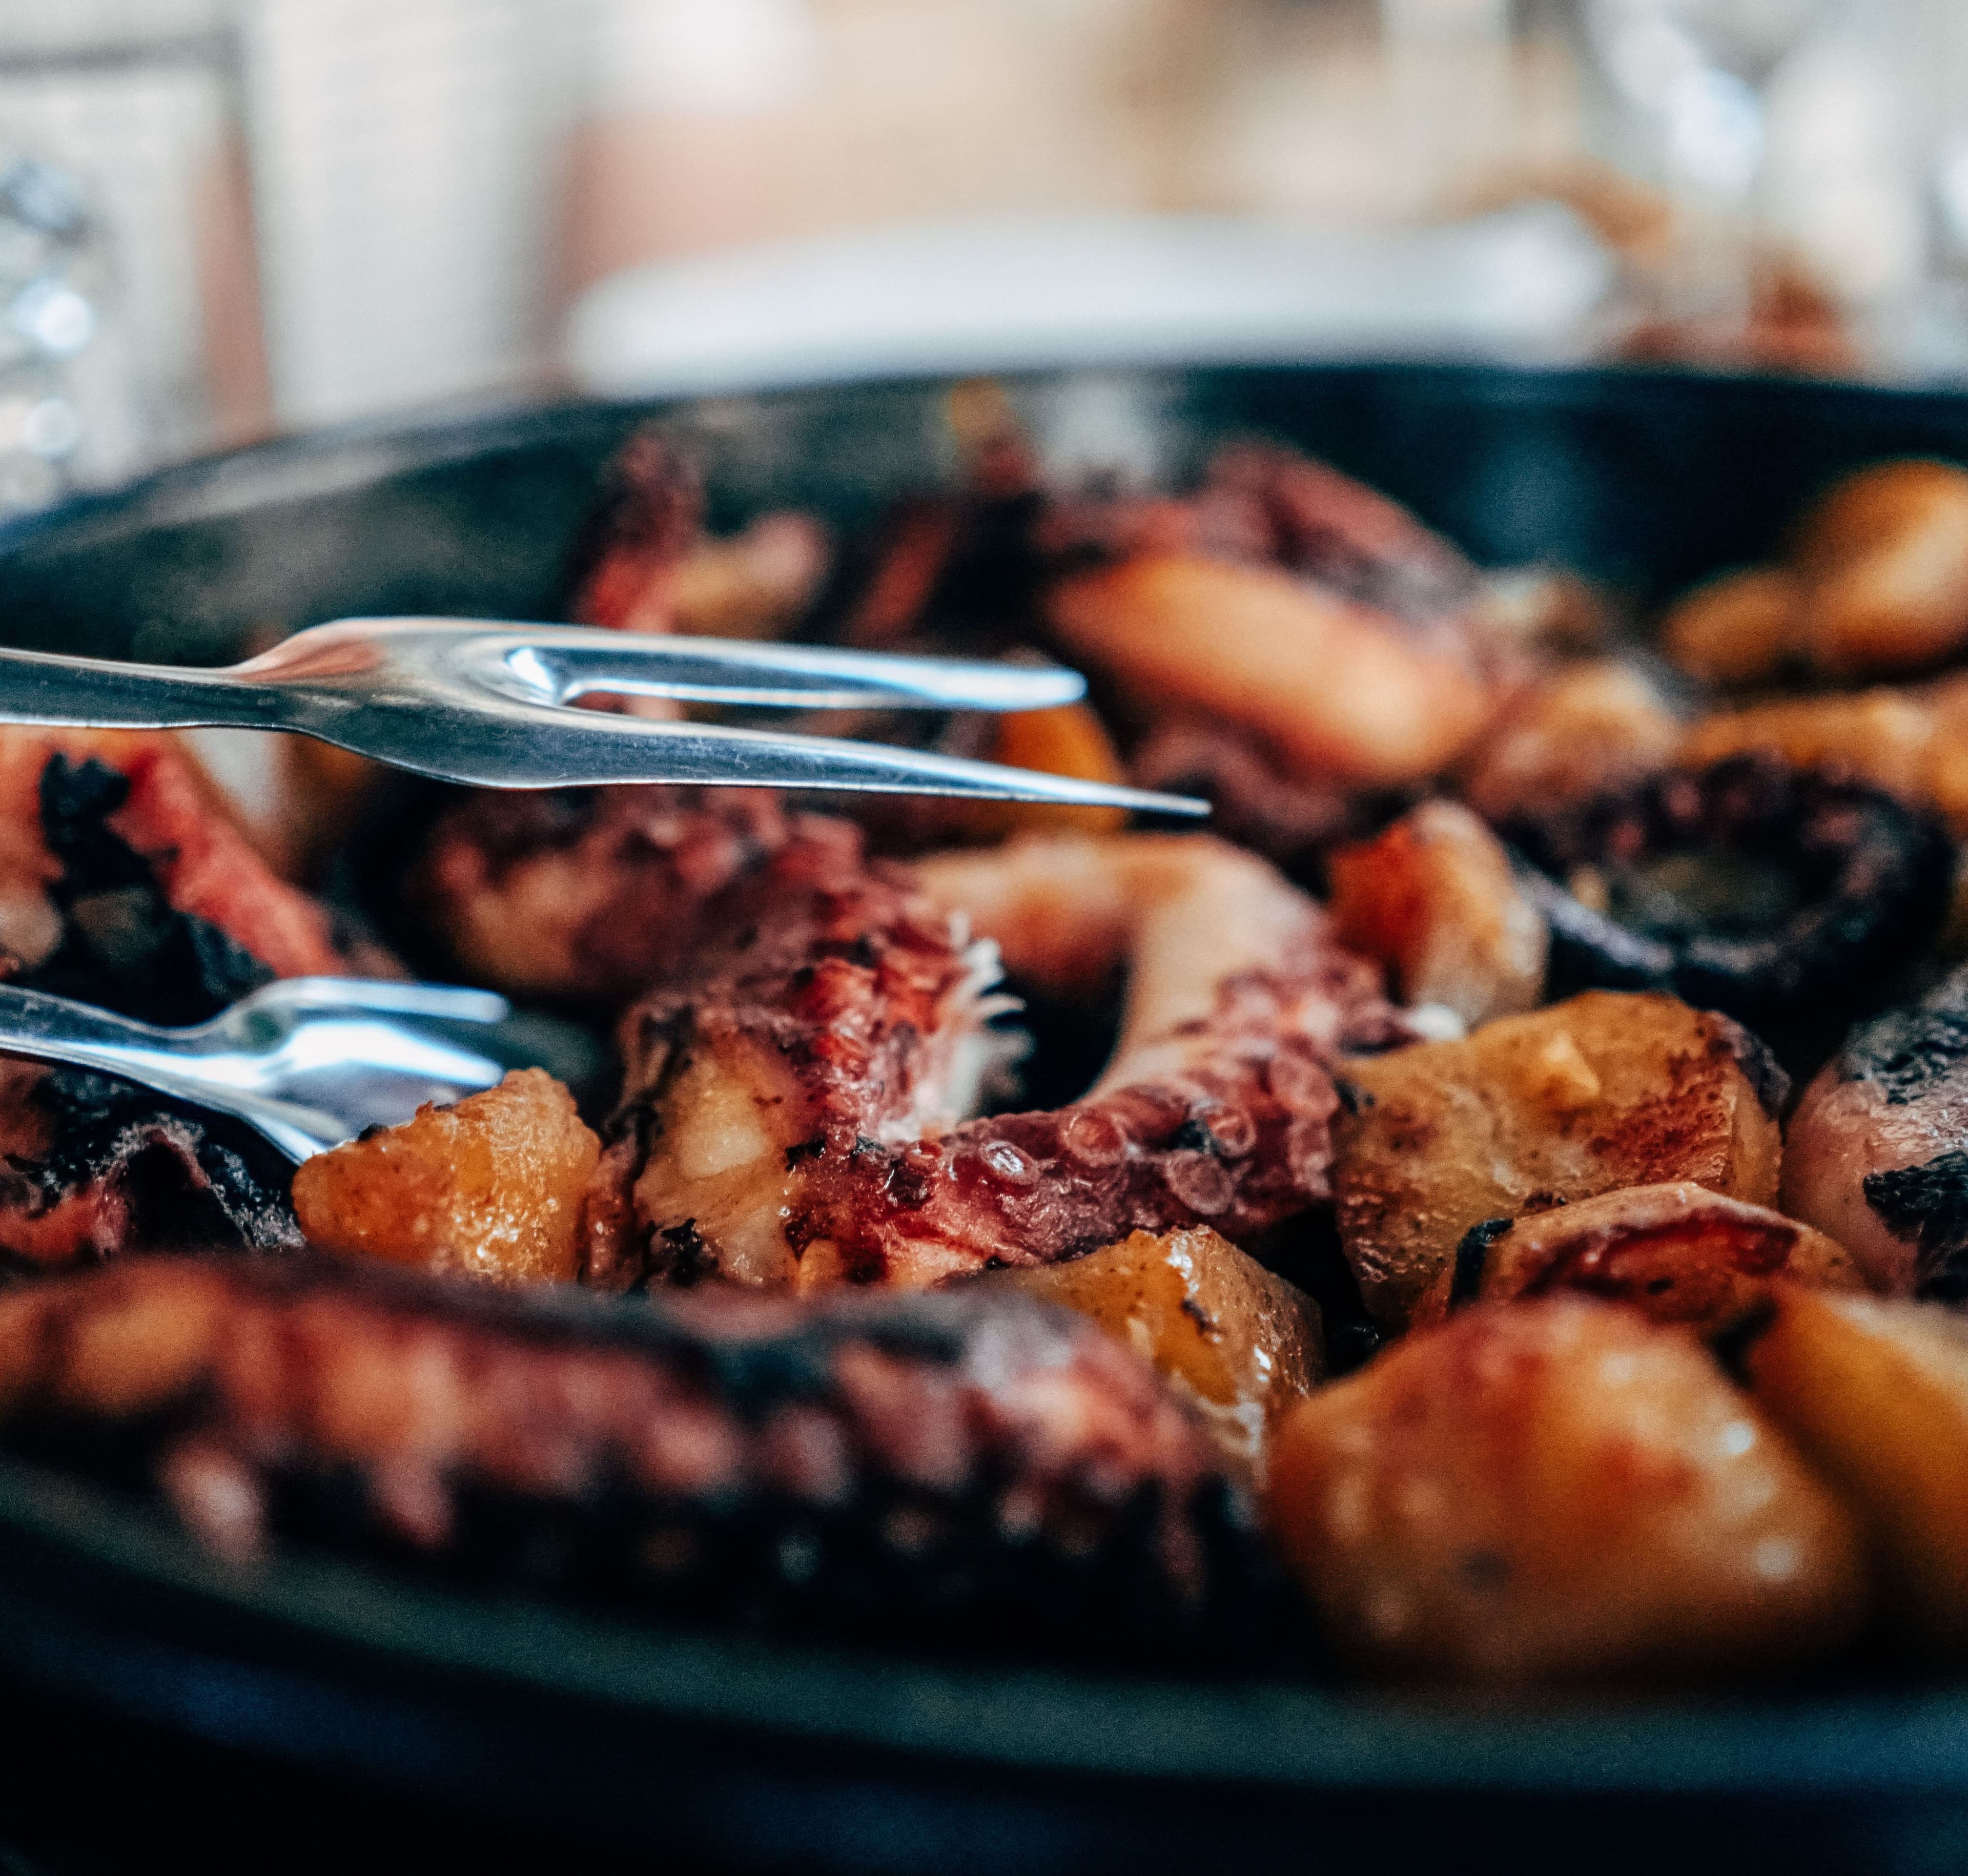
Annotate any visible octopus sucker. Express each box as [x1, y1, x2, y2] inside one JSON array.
[[1785, 965, 1968, 1294], [597, 831, 1407, 1291], [0, 1252, 1281, 1657]]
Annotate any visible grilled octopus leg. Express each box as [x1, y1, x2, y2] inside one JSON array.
[[0, 1253, 1281, 1658], [593, 831, 1407, 1291]]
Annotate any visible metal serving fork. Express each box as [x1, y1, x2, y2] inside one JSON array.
[[0, 976, 534, 1163], [0, 618, 1205, 814]]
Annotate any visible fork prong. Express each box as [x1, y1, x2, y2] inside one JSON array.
[[475, 628, 1090, 713], [382, 704, 1209, 814], [236, 978, 511, 1025]]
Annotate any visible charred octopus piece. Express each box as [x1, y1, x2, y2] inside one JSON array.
[[595, 830, 1409, 1292], [0, 740, 360, 1272], [0, 1253, 1282, 1659], [1509, 755, 1954, 1029]]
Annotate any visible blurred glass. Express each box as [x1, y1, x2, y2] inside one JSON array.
[[0, 0, 267, 512], [1578, 0, 1831, 323]]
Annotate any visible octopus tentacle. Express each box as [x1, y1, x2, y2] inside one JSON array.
[[0, 1252, 1281, 1657], [594, 831, 1407, 1291]]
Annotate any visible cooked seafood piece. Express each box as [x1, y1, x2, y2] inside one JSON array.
[[1414, 1181, 1863, 1330], [1046, 553, 1493, 789], [1782, 965, 1968, 1295], [1331, 991, 1785, 1328], [1740, 1285, 1968, 1652], [1190, 441, 1482, 632], [0, 735, 362, 1272], [1456, 658, 1683, 826], [0, 1253, 1281, 1657], [585, 818, 1012, 1290], [1508, 755, 1953, 1033], [563, 426, 828, 642], [1660, 567, 1803, 688], [594, 831, 1407, 1291], [412, 787, 791, 1004], [1125, 719, 1355, 871], [1792, 461, 1968, 679], [990, 1225, 1322, 1478], [1683, 672, 1968, 837], [293, 1070, 600, 1286], [1265, 1297, 1868, 1685], [1327, 799, 1547, 1029]]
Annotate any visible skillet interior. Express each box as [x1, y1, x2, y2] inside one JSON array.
[[5, 363, 1968, 1869]]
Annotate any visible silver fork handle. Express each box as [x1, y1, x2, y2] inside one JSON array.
[[0, 644, 267, 731]]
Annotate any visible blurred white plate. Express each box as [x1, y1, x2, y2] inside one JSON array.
[[564, 203, 1615, 397]]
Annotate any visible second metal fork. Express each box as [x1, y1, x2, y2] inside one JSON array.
[[0, 619, 1205, 814]]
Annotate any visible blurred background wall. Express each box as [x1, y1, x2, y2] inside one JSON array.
[[0, 0, 1960, 507]]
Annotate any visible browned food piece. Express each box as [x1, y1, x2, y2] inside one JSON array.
[[1659, 567, 1802, 687], [1331, 991, 1785, 1328], [1266, 1297, 1869, 1685], [294, 1070, 600, 1286], [1046, 553, 1493, 788], [1741, 1286, 1968, 1652], [1683, 673, 1968, 837], [1793, 461, 1968, 678], [1414, 1181, 1864, 1330], [934, 703, 1128, 845], [1327, 799, 1547, 1028], [994, 1226, 1321, 1477], [412, 787, 791, 1003], [1458, 659, 1683, 824], [0, 1253, 1282, 1658]]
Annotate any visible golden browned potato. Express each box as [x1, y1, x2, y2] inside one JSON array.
[[1046, 553, 1492, 787], [1266, 1297, 1869, 1685], [1327, 799, 1547, 1029], [1743, 1286, 1968, 1652], [293, 1069, 600, 1286], [1412, 1181, 1864, 1330], [1331, 992, 1784, 1328], [1794, 461, 1968, 678], [937, 703, 1129, 845], [1457, 659, 1683, 824], [1659, 567, 1802, 687], [995, 1227, 1321, 1475]]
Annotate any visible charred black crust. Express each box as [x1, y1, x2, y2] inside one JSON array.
[[1448, 1217, 1512, 1311], [28, 756, 273, 1026], [1506, 756, 1954, 1034], [1864, 1150, 1968, 1298], [1708, 1293, 1779, 1384], [1836, 971, 1968, 1104], [1711, 1015, 1792, 1117]]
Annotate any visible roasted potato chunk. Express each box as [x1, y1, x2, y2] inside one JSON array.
[[1267, 1297, 1868, 1685], [1659, 567, 1802, 688], [1046, 553, 1492, 787], [1794, 461, 1968, 678], [1742, 1286, 1968, 1652], [997, 1227, 1321, 1475], [293, 1069, 600, 1286], [1415, 1182, 1864, 1330], [1332, 992, 1785, 1328], [1327, 799, 1547, 1029], [939, 703, 1129, 844]]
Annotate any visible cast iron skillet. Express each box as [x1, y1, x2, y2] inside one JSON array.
[[4, 365, 1968, 1874]]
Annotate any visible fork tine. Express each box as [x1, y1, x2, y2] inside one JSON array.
[[370, 703, 1209, 814], [461, 627, 1090, 712], [233, 978, 511, 1024]]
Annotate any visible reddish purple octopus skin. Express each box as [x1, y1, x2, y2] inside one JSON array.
[[781, 965, 1407, 1287], [0, 1252, 1286, 1658]]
